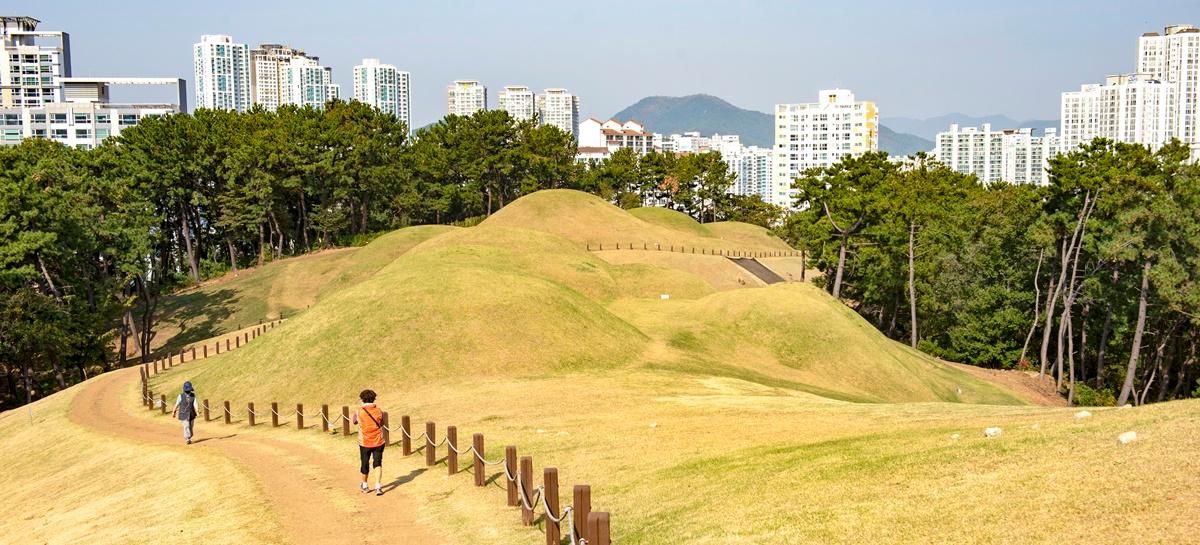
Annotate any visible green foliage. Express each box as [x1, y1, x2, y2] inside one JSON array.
[[1072, 383, 1117, 407]]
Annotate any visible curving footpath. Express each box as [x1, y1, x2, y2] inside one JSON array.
[[69, 366, 442, 545]]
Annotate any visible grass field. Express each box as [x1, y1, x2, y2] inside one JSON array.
[[6, 189, 1199, 544]]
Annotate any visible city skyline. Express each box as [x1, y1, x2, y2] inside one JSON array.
[[40, 0, 1199, 129]]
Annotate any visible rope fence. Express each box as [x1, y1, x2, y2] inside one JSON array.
[[586, 241, 800, 260], [140, 316, 611, 545]]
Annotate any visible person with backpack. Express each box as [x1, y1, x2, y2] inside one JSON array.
[[352, 389, 386, 496], [171, 381, 200, 445]]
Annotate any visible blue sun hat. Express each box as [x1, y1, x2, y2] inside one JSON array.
[[183, 381, 194, 392]]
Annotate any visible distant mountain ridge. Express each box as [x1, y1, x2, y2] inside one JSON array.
[[611, 94, 935, 156]]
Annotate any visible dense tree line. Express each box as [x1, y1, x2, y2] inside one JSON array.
[[0, 102, 760, 409], [786, 141, 1200, 405]]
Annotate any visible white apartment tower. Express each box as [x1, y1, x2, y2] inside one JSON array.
[[447, 80, 486, 116], [1137, 24, 1200, 156], [1, 16, 70, 108], [498, 85, 534, 121], [772, 89, 879, 207], [933, 124, 1059, 185], [193, 34, 251, 112], [249, 44, 318, 111], [1060, 73, 1173, 153], [536, 88, 580, 138], [353, 58, 410, 128], [283, 58, 339, 109]]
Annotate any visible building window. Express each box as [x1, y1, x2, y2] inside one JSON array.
[[75, 129, 90, 139], [51, 129, 67, 139], [119, 114, 138, 126], [51, 113, 67, 123], [75, 113, 91, 124]]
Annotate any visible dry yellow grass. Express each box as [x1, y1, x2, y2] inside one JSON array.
[[0, 377, 283, 545]]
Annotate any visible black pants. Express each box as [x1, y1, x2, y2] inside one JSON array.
[[360, 444, 384, 475]]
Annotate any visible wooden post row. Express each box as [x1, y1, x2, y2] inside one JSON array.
[[146, 389, 153, 409], [505, 446, 518, 506], [472, 433, 485, 486], [544, 468, 560, 545], [401, 415, 412, 455], [425, 422, 436, 466], [190, 347, 196, 360], [520, 456, 534, 525], [574, 485, 591, 542], [203, 399, 210, 421], [160, 394, 167, 414], [587, 512, 611, 545], [203, 344, 208, 358], [447, 426, 458, 475]]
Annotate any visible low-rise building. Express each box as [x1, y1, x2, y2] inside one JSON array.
[[577, 118, 653, 160]]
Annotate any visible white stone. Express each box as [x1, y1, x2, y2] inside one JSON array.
[[1075, 410, 1092, 418], [649, 422, 658, 428], [1118, 404, 1133, 410], [1030, 423, 1041, 430], [536, 428, 546, 434], [984, 427, 1002, 438], [950, 433, 961, 440], [1118, 431, 1138, 444], [660, 294, 670, 300]]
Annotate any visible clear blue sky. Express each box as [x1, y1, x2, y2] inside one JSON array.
[[38, 0, 1199, 128]]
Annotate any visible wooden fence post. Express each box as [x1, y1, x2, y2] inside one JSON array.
[[587, 512, 611, 545], [520, 456, 534, 525], [447, 425, 458, 475], [226, 338, 230, 351], [472, 433, 485, 486], [574, 485, 591, 541], [401, 415, 412, 455], [160, 394, 167, 415], [190, 347, 196, 360], [223, 401, 231, 424], [203, 345, 208, 358], [271, 402, 279, 427], [424, 422, 436, 466], [544, 468, 560, 545], [235, 336, 240, 348], [248, 402, 256, 426], [320, 404, 329, 432], [296, 403, 304, 429], [381, 412, 390, 444], [505, 446, 518, 506], [243, 332, 249, 344], [342, 406, 350, 436], [146, 389, 153, 409], [203, 399, 210, 421]]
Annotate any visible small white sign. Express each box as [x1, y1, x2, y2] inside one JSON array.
[[660, 294, 670, 300]]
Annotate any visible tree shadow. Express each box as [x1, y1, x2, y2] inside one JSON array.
[[380, 468, 426, 494], [148, 288, 241, 355]]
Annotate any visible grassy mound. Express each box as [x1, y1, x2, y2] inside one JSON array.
[[151, 225, 456, 353], [628, 206, 714, 237]]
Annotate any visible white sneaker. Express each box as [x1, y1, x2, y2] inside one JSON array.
[[375, 484, 383, 496], [360, 482, 369, 493]]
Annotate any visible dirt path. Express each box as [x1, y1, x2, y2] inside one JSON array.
[[948, 362, 1068, 406], [69, 367, 443, 545]]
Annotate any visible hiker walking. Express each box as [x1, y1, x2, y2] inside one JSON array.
[[171, 381, 200, 445], [353, 389, 386, 496]]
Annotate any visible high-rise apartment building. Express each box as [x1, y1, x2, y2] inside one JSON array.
[[353, 58, 410, 128], [1060, 73, 1173, 153], [771, 89, 878, 207], [1137, 24, 1200, 155], [536, 88, 579, 138], [193, 34, 251, 112], [249, 44, 318, 111], [933, 124, 1058, 185], [497, 85, 534, 121], [283, 57, 339, 109], [1, 16, 69, 108], [447, 80, 486, 116], [710, 134, 773, 201]]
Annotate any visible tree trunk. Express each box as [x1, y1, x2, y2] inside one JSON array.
[[1055, 306, 1068, 390], [1117, 260, 1152, 406], [258, 223, 266, 267], [832, 236, 848, 299], [907, 222, 918, 348], [800, 249, 806, 282], [1096, 300, 1113, 388], [1019, 249, 1045, 366], [299, 191, 311, 251], [227, 239, 239, 272], [36, 254, 62, 299], [180, 207, 201, 284], [1066, 310, 1076, 405]]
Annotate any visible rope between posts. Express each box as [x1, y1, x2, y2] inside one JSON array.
[[472, 446, 507, 466]]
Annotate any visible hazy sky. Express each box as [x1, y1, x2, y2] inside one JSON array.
[[39, 0, 1199, 128]]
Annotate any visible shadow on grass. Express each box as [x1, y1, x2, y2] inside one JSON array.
[[148, 288, 240, 355], [192, 433, 238, 444]]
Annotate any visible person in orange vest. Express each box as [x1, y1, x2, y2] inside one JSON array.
[[352, 389, 386, 495]]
